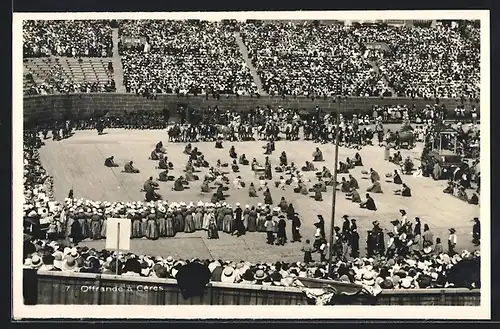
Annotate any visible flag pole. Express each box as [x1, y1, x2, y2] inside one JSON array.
[[116, 222, 120, 275], [328, 94, 342, 276]]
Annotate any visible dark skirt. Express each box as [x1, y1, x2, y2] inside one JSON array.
[[193, 212, 203, 230], [165, 216, 175, 237], [222, 215, 233, 233], [247, 216, 257, 232], [157, 216, 167, 237], [141, 219, 148, 237], [146, 219, 159, 240], [208, 223, 219, 239], [184, 215, 195, 233], [78, 218, 89, 239], [131, 219, 142, 238], [257, 216, 267, 232], [100, 219, 107, 238], [90, 221, 102, 240]]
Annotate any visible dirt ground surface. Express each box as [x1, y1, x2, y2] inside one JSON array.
[[38, 127, 480, 262]]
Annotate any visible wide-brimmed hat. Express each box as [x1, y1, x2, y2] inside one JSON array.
[[449, 228, 456, 234], [254, 269, 268, 281], [400, 277, 413, 289], [423, 246, 433, 254], [30, 255, 43, 269], [62, 256, 79, 271], [221, 266, 237, 283], [362, 271, 376, 286]]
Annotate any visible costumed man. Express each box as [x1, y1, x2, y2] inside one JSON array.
[[348, 174, 359, 190], [144, 176, 161, 201], [239, 154, 249, 165], [369, 168, 380, 183], [173, 176, 185, 191], [367, 180, 383, 193], [150, 149, 160, 161], [248, 182, 258, 197], [229, 146, 237, 159], [104, 156, 119, 167], [313, 147, 324, 162], [201, 178, 211, 193], [96, 118, 105, 135], [158, 169, 171, 182], [124, 161, 140, 173], [322, 166, 332, 178], [403, 156, 414, 175], [354, 152, 363, 166], [280, 151, 288, 167], [157, 156, 169, 170], [155, 141, 166, 153], [360, 193, 377, 210]]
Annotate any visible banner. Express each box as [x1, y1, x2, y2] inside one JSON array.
[[364, 42, 391, 52], [105, 218, 131, 251], [121, 36, 147, 48]]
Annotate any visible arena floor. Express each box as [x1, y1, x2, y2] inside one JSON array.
[[37, 128, 480, 262]]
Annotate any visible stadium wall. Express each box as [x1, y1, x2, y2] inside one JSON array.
[[22, 94, 480, 124], [26, 270, 480, 306]]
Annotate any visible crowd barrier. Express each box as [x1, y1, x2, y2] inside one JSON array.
[[22, 93, 480, 124], [24, 270, 480, 306]]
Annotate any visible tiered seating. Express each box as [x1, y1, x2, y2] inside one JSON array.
[[23, 57, 115, 95]]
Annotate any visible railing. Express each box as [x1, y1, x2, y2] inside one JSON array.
[[23, 270, 481, 306], [22, 93, 479, 124]]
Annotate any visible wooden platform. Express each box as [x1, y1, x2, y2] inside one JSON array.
[[37, 129, 480, 262]]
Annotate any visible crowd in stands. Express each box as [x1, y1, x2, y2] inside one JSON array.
[[24, 79, 116, 96], [241, 22, 387, 98], [351, 23, 480, 99], [22, 20, 480, 100], [119, 20, 257, 96], [23, 20, 113, 58]]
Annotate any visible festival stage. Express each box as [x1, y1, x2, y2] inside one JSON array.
[[38, 128, 480, 262]]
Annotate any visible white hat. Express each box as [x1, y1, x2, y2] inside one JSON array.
[[245, 204, 250, 209], [235, 203, 240, 207], [221, 267, 237, 283], [401, 277, 413, 289]]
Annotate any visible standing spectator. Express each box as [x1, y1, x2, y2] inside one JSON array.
[[265, 215, 275, 244], [434, 237, 444, 255], [472, 217, 480, 246], [276, 214, 287, 246], [301, 239, 313, 264], [422, 224, 434, 249], [350, 228, 359, 258], [448, 228, 457, 255], [291, 212, 301, 242]]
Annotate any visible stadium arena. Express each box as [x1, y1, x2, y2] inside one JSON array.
[[21, 18, 482, 305]]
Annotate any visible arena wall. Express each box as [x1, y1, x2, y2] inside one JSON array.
[[26, 270, 480, 306], [22, 93, 480, 124]]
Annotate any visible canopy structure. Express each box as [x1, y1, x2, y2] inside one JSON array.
[[432, 126, 459, 155]]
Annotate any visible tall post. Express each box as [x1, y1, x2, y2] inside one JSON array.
[[328, 95, 342, 275], [116, 222, 120, 275]]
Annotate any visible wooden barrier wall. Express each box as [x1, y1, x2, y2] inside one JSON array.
[[22, 93, 480, 124], [27, 270, 481, 306]]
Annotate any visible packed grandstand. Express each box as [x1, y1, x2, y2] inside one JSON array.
[[22, 19, 481, 302], [23, 19, 480, 99]]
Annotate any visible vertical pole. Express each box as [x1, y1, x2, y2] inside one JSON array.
[[116, 222, 120, 275], [328, 95, 342, 275]]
